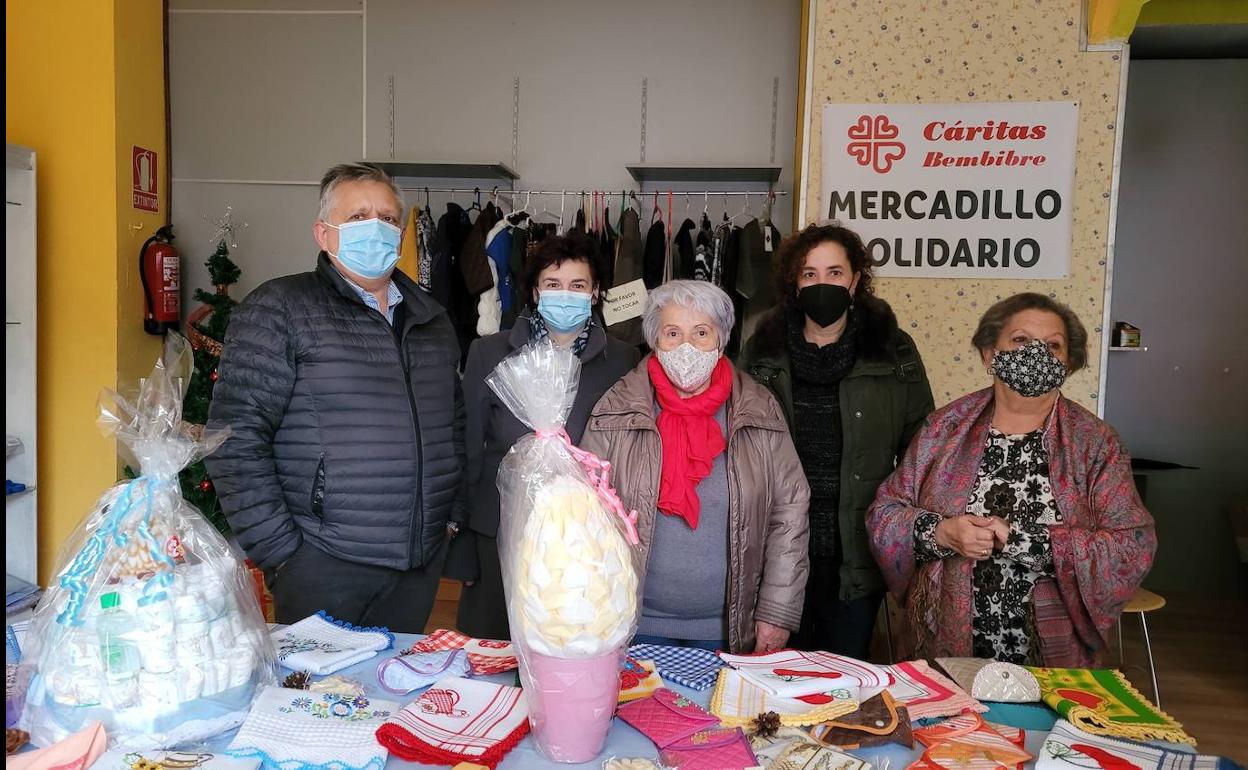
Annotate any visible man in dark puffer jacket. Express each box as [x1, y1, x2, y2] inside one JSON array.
[[206, 163, 463, 632]]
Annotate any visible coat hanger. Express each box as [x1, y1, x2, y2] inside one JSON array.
[[729, 191, 753, 225], [763, 189, 775, 225], [468, 187, 483, 213], [424, 187, 431, 210], [721, 192, 730, 223]]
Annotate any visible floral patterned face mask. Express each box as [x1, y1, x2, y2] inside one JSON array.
[[990, 339, 1067, 398]]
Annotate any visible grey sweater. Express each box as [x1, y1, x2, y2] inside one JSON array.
[[637, 407, 730, 642]]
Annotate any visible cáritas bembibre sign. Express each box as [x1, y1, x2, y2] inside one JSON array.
[[820, 102, 1078, 278]]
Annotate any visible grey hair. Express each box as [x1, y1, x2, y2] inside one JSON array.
[[317, 163, 405, 221], [642, 280, 736, 351]]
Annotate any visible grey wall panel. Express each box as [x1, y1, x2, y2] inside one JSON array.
[[170, 13, 362, 180], [1105, 58, 1248, 596]]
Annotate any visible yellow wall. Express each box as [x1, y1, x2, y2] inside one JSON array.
[[799, 0, 1125, 409], [6, 0, 165, 584], [113, 0, 166, 385]]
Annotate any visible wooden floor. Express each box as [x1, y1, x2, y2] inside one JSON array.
[[426, 584, 1248, 760]]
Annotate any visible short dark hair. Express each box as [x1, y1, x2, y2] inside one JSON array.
[[971, 292, 1089, 372], [523, 233, 607, 307], [772, 223, 876, 310]]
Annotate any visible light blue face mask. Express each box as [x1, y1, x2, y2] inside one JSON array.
[[323, 218, 401, 279], [537, 289, 593, 333]]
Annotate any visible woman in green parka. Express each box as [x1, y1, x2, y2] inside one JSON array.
[[740, 222, 934, 658]]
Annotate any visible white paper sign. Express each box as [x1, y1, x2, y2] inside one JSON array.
[[821, 102, 1078, 278], [602, 278, 648, 326]]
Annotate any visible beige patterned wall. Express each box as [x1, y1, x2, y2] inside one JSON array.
[[802, 0, 1124, 409]]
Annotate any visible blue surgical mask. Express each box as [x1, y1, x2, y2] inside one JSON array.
[[537, 290, 592, 333], [323, 218, 401, 279]]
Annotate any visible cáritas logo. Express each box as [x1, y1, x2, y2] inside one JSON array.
[[847, 115, 905, 173]]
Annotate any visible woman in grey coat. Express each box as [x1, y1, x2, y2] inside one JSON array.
[[444, 233, 639, 639]]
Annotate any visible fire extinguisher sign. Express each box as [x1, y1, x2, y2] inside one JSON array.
[[132, 146, 159, 212]]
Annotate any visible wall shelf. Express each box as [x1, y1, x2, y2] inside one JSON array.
[[626, 163, 783, 184], [368, 161, 519, 181], [1109, 346, 1148, 352]]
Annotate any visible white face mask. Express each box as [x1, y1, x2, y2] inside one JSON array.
[[656, 343, 721, 391]]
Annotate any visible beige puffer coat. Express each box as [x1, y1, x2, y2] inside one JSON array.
[[580, 358, 811, 653]]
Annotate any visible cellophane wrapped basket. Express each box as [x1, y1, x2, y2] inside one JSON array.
[[491, 340, 643, 762], [18, 334, 276, 750]]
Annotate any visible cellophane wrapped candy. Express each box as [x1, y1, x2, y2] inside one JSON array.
[[491, 340, 643, 763], [18, 334, 276, 750]]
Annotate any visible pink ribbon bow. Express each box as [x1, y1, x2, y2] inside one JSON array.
[[535, 429, 641, 545]]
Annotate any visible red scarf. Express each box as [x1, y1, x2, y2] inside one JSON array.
[[647, 354, 733, 530]]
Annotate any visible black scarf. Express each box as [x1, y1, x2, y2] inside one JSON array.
[[787, 308, 860, 384]]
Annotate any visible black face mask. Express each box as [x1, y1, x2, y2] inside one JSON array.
[[797, 284, 853, 328]]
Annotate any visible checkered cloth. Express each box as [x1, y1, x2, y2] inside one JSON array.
[[404, 629, 518, 676], [627, 644, 725, 691]]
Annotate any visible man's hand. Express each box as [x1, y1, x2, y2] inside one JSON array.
[[754, 621, 790, 652]]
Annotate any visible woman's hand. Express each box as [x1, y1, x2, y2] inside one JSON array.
[[934, 515, 997, 561], [754, 621, 790, 652], [983, 517, 1011, 551]]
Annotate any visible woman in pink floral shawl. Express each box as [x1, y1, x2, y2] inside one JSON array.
[[867, 293, 1155, 666]]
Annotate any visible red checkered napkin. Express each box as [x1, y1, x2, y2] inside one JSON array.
[[404, 629, 518, 676]]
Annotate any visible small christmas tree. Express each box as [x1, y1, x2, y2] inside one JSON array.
[[182, 208, 246, 533]]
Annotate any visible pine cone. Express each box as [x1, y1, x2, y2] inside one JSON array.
[[6, 728, 29, 755], [281, 670, 312, 690], [750, 711, 781, 738]]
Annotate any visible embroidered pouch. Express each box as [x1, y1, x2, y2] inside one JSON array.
[[937, 657, 1041, 703], [709, 668, 858, 728], [912, 711, 1033, 770], [404, 629, 518, 676], [374, 677, 529, 768], [882, 660, 986, 721], [617, 688, 719, 748], [377, 649, 469, 695], [718, 649, 892, 698], [628, 644, 725, 691], [619, 658, 663, 704], [1037, 719, 1240, 770], [226, 686, 396, 770], [1028, 667, 1195, 746], [659, 727, 757, 770], [271, 612, 393, 676], [808, 691, 914, 750], [748, 725, 823, 767]]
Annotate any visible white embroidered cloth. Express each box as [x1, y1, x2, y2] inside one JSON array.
[[226, 686, 397, 770], [1037, 720, 1230, 770], [375, 677, 530, 767], [718, 649, 892, 698], [270, 613, 393, 676], [709, 668, 859, 727]]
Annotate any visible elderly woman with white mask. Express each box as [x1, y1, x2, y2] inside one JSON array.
[[580, 280, 810, 653]]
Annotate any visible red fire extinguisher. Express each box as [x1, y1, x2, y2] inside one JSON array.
[[139, 224, 181, 335]]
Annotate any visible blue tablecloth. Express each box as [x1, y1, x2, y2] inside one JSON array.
[[12, 628, 1197, 769]]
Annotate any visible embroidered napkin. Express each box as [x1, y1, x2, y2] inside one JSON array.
[[377, 649, 470, 695], [374, 677, 529, 768], [617, 688, 720, 748], [6, 721, 106, 770], [659, 727, 757, 770], [226, 686, 396, 770], [882, 660, 986, 721], [271, 612, 394, 675], [619, 657, 663, 704], [94, 750, 261, 770], [808, 690, 913, 749], [937, 657, 1041, 703], [1037, 719, 1237, 770], [766, 741, 871, 770], [718, 649, 892, 698], [404, 629, 518, 676], [628, 644, 725, 691], [1028, 667, 1195, 745], [709, 668, 858, 727], [912, 711, 1033, 770]]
